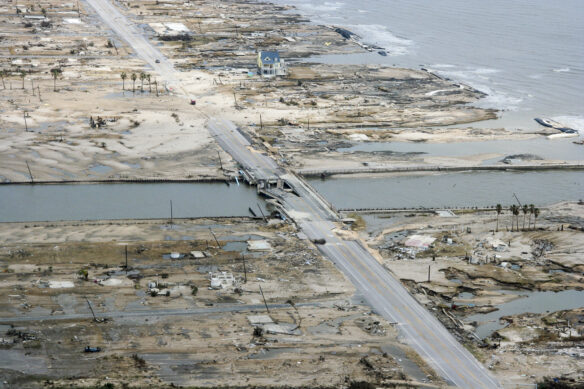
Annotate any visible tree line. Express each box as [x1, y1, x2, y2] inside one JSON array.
[[495, 203, 540, 232], [0, 67, 62, 92], [120, 71, 159, 95], [0, 68, 160, 96]]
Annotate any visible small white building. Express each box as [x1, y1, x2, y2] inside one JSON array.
[[257, 51, 286, 77], [209, 271, 235, 289]]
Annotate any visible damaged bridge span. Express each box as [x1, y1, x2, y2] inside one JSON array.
[[208, 118, 499, 388], [85, 0, 500, 386]]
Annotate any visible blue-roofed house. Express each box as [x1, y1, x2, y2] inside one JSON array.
[[257, 51, 286, 77]]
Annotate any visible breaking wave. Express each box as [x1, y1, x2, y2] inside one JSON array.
[[292, 1, 344, 14], [346, 23, 412, 55], [432, 67, 524, 110], [551, 115, 584, 135]]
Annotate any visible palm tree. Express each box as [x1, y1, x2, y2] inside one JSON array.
[[513, 205, 520, 231], [131, 73, 137, 93], [120, 72, 127, 90], [529, 204, 535, 230], [0, 70, 6, 89], [146, 74, 151, 93], [509, 205, 515, 231], [50, 68, 62, 91], [495, 204, 502, 232], [522, 204, 528, 230], [139, 72, 146, 92], [533, 208, 540, 230]]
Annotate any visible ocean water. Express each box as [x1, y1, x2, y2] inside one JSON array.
[[275, 0, 584, 133]]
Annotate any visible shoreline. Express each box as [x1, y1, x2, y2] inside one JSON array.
[[1, 0, 580, 183], [274, 0, 584, 134], [0, 0, 535, 183], [1, 1, 583, 387]]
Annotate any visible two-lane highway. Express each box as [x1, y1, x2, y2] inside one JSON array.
[[85, 0, 500, 386], [208, 117, 281, 181]]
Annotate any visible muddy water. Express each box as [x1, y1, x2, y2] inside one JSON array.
[[0, 182, 267, 222], [466, 289, 584, 339], [309, 170, 584, 209]]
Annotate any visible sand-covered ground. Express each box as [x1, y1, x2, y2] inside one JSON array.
[[347, 201, 584, 387], [2, 0, 574, 184], [1, 0, 583, 388], [0, 217, 441, 388]]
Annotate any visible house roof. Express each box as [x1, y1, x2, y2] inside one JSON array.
[[260, 51, 281, 65]]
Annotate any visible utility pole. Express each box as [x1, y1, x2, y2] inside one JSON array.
[[427, 265, 431, 282], [169, 200, 173, 224], [217, 151, 223, 171], [259, 113, 263, 131], [257, 203, 267, 222], [209, 227, 220, 247], [85, 296, 98, 322], [23, 111, 28, 132], [513, 192, 522, 208], [307, 116, 310, 131], [242, 253, 247, 283], [25, 160, 34, 183], [37, 85, 41, 101], [259, 285, 270, 315], [125, 245, 128, 273]]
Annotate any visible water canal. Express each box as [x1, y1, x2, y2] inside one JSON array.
[[309, 170, 584, 209], [0, 182, 267, 222], [2, 170, 583, 221]]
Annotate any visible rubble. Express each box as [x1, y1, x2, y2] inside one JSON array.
[[0, 216, 435, 387], [209, 271, 236, 289], [354, 201, 584, 386]]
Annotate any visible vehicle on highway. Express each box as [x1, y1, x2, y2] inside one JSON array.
[[155, 59, 160, 63]]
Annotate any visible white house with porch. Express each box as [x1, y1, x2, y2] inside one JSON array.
[[257, 51, 286, 77]]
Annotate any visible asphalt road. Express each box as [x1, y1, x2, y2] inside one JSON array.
[[208, 117, 281, 181], [82, 1, 500, 386], [85, 0, 180, 93]]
